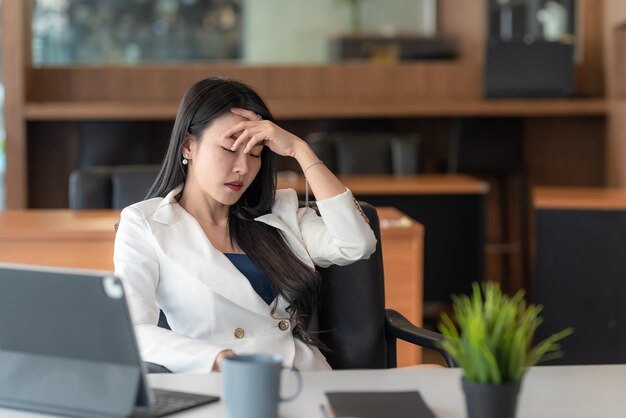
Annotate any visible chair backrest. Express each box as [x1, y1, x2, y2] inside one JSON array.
[[448, 118, 524, 173], [316, 202, 388, 369], [307, 132, 420, 175], [69, 165, 161, 209]]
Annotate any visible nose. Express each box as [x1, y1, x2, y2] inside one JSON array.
[[233, 149, 248, 175]]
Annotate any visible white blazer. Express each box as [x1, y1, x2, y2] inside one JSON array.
[[114, 185, 377, 373]]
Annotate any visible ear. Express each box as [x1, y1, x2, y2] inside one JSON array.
[[182, 134, 195, 157]]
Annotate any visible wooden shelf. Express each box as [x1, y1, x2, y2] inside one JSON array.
[[25, 102, 180, 120], [534, 187, 626, 210], [25, 98, 609, 120]]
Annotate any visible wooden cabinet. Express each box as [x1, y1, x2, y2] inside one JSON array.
[[377, 207, 424, 366], [533, 187, 626, 364]]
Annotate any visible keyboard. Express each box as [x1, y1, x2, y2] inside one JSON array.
[[130, 388, 220, 417]]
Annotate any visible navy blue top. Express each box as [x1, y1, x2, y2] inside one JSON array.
[[224, 253, 276, 305]]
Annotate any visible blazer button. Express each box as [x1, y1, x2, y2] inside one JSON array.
[[278, 320, 290, 331], [234, 327, 245, 339]]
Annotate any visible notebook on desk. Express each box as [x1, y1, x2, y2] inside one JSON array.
[[324, 391, 436, 418], [0, 263, 219, 418]]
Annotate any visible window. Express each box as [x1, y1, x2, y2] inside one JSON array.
[[31, 0, 436, 66]]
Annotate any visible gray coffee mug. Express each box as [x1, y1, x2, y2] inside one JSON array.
[[222, 354, 302, 418]]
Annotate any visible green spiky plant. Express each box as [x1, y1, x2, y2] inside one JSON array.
[[438, 282, 573, 384]]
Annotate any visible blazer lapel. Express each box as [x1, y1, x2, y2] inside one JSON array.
[[254, 213, 314, 269], [148, 186, 273, 317]]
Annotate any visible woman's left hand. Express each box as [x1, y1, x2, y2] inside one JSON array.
[[222, 108, 306, 158]]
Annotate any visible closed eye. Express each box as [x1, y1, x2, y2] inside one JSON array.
[[221, 145, 261, 158]]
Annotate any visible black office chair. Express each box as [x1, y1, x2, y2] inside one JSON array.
[[314, 202, 452, 369], [68, 165, 161, 209], [68, 165, 453, 370], [307, 132, 421, 175]]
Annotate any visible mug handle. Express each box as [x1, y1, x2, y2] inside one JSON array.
[[279, 366, 302, 402]]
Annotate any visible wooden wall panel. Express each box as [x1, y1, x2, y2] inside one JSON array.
[[438, 0, 485, 67], [604, 0, 626, 98], [27, 63, 482, 104], [2, 0, 29, 208], [525, 116, 606, 187], [27, 122, 80, 208], [604, 0, 626, 186], [576, 0, 605, 97], [607, 103, 626, 186], [614, 23, 626, 98]]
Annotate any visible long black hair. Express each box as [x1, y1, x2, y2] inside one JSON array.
[[147, 77, 322, 346]]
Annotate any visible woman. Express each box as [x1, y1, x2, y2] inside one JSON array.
[[114, 77, 377, 373]]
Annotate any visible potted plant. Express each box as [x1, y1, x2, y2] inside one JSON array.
[[438, 282, 573, 418]]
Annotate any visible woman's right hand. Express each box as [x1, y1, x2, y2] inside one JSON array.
[[212, 349, 236, 372]]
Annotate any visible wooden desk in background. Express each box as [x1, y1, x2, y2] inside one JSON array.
[[278, 174, 488, 315], [0, 210, 118, 270], [0, 207, 424, 366], [376, 207, 424, 366], [278, 173, 489, 195]]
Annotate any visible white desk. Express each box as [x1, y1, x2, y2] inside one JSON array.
[[1, 365, 625, 417]]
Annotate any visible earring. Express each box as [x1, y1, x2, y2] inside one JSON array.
[[182, 154, 189, 165]]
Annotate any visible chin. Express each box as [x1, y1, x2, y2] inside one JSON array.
[[226, 191, 248, 205], [217, 196, 239, 206]]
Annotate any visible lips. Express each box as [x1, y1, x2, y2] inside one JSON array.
[[225, 181, 243, 191]]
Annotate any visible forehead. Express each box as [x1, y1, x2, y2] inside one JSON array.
[[204, 112, 246, 134]]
